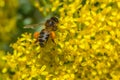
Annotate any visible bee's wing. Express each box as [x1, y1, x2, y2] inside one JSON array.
[[24, 23, 45, 29]]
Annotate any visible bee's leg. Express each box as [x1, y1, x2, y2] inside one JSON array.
[[50, 31, 56, 44], [53, 26, 57, 31]]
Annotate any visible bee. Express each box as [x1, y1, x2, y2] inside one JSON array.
[[24, 16, 59, 47]]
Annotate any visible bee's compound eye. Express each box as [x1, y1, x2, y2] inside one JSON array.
[[33, 32, 40, 39], [51, 17, 59, 23], [46, 20, 54, 27], [49, 21, 54, 26]]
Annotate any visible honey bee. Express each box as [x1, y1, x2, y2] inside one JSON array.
[[24, 16, 59, 47]]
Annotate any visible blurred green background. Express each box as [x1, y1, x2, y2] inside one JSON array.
[[0, 0, 47, 52]]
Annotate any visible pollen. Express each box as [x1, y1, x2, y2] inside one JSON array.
[[33, 32, 40, 39]]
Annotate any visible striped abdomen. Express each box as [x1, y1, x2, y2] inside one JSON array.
[[38, 29, 50, 47]]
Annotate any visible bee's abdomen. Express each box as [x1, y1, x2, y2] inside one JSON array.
[[38, 30, 49, 47]]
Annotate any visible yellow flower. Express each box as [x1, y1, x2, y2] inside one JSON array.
[[0, 0, 18, 42]]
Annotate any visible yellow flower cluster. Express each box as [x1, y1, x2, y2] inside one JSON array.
[[33, 0, 61, 16], [2, 0, 120, 80], [0, 0, 18, 48]]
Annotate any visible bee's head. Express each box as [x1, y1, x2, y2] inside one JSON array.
[[50, 16, 59, 23], [45, 20, 54, 28], [45, 17, 59, 31]]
